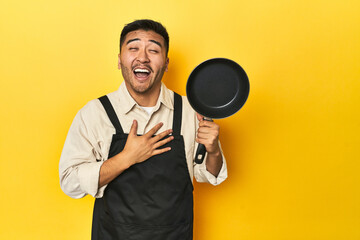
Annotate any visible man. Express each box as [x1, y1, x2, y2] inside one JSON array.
[[59, 19, 227, 240]]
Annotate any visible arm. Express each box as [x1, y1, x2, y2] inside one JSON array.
[[59, 108, 103, 198], [205, 149, 223, 177], [196, 113, 223, 177]]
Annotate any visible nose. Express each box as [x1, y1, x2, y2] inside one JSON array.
[[136, 49, 150, 63]]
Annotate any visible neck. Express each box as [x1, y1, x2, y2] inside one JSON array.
[[126, 82, 161, 107]]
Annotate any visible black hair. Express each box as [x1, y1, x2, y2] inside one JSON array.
[[120, 19, 169, 56]]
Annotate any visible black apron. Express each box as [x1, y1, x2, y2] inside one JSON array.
[[92, 93, 194, 240]]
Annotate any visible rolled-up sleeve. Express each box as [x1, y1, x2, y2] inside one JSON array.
[[193, 142, 228, 185], [59, 107, 106, 199]]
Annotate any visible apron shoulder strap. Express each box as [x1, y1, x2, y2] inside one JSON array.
[[98, 95, 124, 134], [172, 92, 182, 136]]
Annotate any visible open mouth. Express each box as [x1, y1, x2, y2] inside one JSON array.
[[133, 68, 151, 78]]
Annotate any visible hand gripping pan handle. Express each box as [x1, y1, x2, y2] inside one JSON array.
[[195, 118, 213, 164]]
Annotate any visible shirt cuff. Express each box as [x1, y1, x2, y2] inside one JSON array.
[[194, 153, 228, 185], [78, 161, 104, 198]]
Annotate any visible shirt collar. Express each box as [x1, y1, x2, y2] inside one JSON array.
[[158, 83, 174, 110], [115, 82, 174, 114]]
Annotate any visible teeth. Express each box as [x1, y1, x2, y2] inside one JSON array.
[[134, 68, 150, 73]]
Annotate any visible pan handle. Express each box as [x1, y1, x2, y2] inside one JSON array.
[[195, 144, 206, 164], [194, 118, 213, 164]]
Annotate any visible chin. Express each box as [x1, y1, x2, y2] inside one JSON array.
[[133, 84, 152, 94]]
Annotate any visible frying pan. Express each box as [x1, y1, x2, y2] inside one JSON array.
[[186, 58, 250, 164]]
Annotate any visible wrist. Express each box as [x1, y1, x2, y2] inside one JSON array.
[[114, 151, 133, 169], [207, 146, 221, 157]]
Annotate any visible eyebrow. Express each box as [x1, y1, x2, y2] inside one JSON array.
[[126, 38, 140, 45], [149, 40, 162, 47], [126, 38, 162, 48]]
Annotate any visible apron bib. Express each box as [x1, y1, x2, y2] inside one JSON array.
[[92, 93, 194, 240]]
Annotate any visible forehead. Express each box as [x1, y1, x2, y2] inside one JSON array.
[[124, 30, 165, 46]]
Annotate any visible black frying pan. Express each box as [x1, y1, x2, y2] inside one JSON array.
[[186, 58, 250, 164]]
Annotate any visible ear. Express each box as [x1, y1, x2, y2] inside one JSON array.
[[165, 57, 169, 72], [118, 53, 121, 70]]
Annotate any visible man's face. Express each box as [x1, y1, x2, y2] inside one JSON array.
[[118, 30, 169, 95]]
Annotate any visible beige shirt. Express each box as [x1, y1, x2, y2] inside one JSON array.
[[59, 82, 227, 199]]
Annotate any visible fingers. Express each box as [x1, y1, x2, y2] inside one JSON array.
[[139, 122, 174, 153], [196, 132, 217, 143], [152, 146, 172, 156], [149, 134, 173, 158], [144, 122, 173, 143], [198, 121, 220, 137], [145, 122, 164, 137], [196, 113, 204, 121], [153, 135, 174, 149], [152, 129, 173, 142], [129, 120, 138, 136], [147, 126, 173, 155], [131, 120, 174, 149], [196, 119, 220, 154]]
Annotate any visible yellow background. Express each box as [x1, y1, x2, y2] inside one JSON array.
[[1, 0, 359, 239]]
